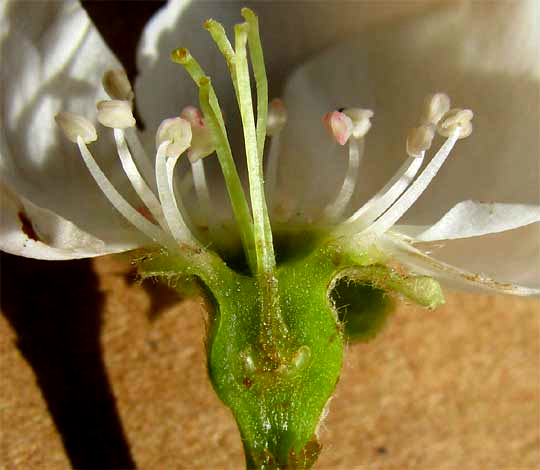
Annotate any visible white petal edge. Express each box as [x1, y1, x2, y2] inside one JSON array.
[[381, 234, 540, 297], [0, 182, 141, 260], [1, 0, 148, 252], [394, 201, 540, 241]]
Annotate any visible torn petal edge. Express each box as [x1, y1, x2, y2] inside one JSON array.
[[381, 234, 540, 297], [0, 182, 141, 260]]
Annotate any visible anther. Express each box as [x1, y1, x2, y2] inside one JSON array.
[[155, 117, 192, 158], [180, 106, 215, 162], [97, 100, 136, 129], [342, 108, 374, 139], [102, 69, 134, 102], [323, 111, 353, 146], [406, 124, 435, 157], [421, 93, 451, 125], [437, 108, 474, 138], [55, 112, 97, 144], [266, 98, 287, 136]]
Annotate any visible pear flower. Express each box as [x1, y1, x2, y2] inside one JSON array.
[[1, 0, 537, 294], [1, 0, 539, 468]]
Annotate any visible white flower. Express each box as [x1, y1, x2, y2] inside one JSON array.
[[0, 0, 538, 295]]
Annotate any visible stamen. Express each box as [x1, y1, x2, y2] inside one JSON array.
[[75, 137, 172, 247], [406, 124, 436, 157], [343, 108, 374, 139], [191, 158, 211, 222], [437, 109, 474, 138], [338, 96, 451, 235], [113, 128, 166, 228], [154, 140, 199, 246], [322, 137, 365, 221], [322, 108, 373, 221], [102, 69, 134, 102], [123, 128, 157, 190], [265, 98, 287, 205], [367, 126, 466, 235], [323, 111, 353, 146], [342, 152, 425, 231], [420, 93, 450, 125], [55, 112, 97, 144], [180, 106, 215, 162], [155, 117, 192, 158], [266, 98, 287, 137], [97, 100, 136, 129]]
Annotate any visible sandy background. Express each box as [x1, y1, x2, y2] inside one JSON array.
[[1, 254, 538, 469]]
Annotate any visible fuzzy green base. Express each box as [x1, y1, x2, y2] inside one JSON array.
[[136, 234, 443, 469]]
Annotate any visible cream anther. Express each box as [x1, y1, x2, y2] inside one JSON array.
[[156, 117, 192, 158], [97, 100, 136, 129], [421, 93, 451, 125], [406, 124, 435, 157], [102, 69, 134, 102], [437, 108, 473, 138], [55, 112, 97, 144], [266, 98, 287, 136], [323, 111, 353, 146], [180, 106, 214, 162], [343, 108, 374, 139]]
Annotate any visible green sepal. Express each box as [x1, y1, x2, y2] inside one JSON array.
[[330, 262, 444, 342], [331, 280, 394, 342]]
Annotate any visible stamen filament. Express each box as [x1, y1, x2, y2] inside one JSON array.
[[76, 137, 172, 248], [124, 127, 157, 189], [155, 140, 200, 246], [264, 131, 281, 206], [322, 137, 364, 221], [234, 23, 276, 276], [113, 129, 166, 228], [341, 152, 425, 232], [367, 129, 461, 235], [191, 158, 211, 222]]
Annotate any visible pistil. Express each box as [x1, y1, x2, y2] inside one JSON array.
[[173, 48, 258, 273]]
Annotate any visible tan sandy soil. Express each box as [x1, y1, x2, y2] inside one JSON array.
[[1, 254, 538, 469]]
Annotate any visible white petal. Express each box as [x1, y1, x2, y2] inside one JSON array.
[[135, 0, 438, 139], [382, 234, 540, 296], [279, 2, 539, 222], [1, 0, 144, 251], [395, 201, 540, 241], [0, 183, 141, 259]]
